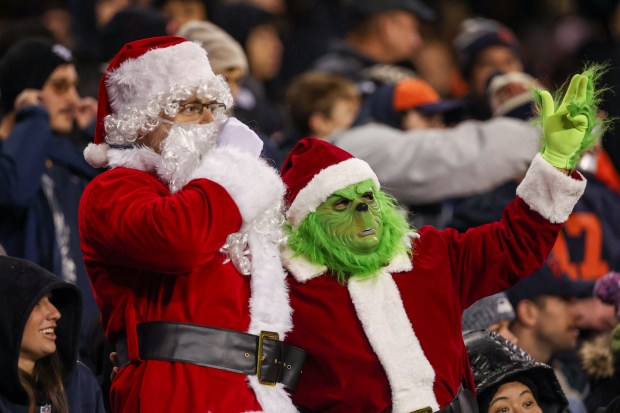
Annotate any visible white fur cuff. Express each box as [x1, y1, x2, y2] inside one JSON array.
[[189, 146, 285, 224], [516, 153, 586, 223]]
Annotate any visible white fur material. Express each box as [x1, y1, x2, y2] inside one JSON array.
[[190, 146, 286, 224], [83, 142, 110, 168], [189, 146, 295, 412], [516, 153, 586, 223], [106, 146, 162, 174], [106, 42, 217, 114], [280, 246, 327, 283], [348, 273, 439, 413], [283, 247, 412, 283], [287, 158, 380, 227]]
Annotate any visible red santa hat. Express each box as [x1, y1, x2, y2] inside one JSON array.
[[281, 138, 380, 227], [84, 36, 232, 167]]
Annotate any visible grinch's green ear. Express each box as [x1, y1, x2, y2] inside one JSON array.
[[533, 63, 611, 170]]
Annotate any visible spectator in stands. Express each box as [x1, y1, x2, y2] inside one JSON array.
[[465, 330, 568, 413], [0, 37, 99, 336], [453, 17, 525, 120], [312, 0, 434, 94], [281, 71, 360, 155], [462, 292, 518, 344], [0, 255, 104, 412]]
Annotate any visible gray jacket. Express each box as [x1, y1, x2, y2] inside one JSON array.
[[331, 117, 540, 205]]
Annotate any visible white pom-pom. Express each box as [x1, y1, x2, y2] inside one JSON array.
[[84, 143, 110, 168]]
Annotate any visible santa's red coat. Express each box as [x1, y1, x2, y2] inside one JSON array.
[[284, 155, 586, 413], [79, 146, 294, 413]]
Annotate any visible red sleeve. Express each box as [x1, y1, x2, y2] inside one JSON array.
[[440, 196, 562, 309], [79, 168, 242, 273]]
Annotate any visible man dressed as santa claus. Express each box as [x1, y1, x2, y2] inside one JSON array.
[[79, 36, 303, 413], [279, 70, 600, 412]]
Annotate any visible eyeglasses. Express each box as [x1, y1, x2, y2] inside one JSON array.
[[47, 78, 79, 95], [175, 101, 227, 121]]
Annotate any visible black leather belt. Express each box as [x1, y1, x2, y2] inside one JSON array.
[[409, 386, 478, 413], [115, 321, 306, 390]]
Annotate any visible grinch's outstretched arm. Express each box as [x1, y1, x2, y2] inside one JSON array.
[[535, 66, 605, 173]]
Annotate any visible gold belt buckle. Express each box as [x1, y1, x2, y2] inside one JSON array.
[[411, 407, 433, 413], [257, 330, 279, 386]]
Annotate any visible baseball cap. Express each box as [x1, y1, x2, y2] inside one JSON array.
[[349, 0, 435, 21], [356, 77, 462, 128], [393, 77, 462, 115], [506, 257, 595, 305]]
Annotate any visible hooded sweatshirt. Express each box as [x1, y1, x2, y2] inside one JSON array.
[[0, 256, 103, 412]]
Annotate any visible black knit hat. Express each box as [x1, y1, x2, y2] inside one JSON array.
[[453, 17, 522, 80], [0, 37, 73, 113]]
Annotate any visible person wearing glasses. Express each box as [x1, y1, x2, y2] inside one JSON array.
[[0, 37, 100, 338], [79, 37, 303, 413]]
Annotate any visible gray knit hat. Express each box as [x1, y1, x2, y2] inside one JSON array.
[[462, 292, 515, 331], [176, 21, 248, 76]]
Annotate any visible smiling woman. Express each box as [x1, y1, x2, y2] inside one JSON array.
[[0, 256, 104, 413]]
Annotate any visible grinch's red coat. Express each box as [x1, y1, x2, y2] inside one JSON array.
[[79, 146, 294, 413], [284, 154, 586, 413]]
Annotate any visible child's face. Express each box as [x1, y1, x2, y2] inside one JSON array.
[[326, 98, 360, 135]]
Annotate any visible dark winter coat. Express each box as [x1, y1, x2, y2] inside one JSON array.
[[464, 330, 568, 413], [0, 106, 100, 333], [580, 331, 620, 412], [0, 256, 104, 412]]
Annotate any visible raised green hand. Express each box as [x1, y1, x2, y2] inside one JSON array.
[[539, 74, 591, 170]]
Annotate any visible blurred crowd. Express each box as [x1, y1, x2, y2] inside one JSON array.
[[1, 0, 620, 412]]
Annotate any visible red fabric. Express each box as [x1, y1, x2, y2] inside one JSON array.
[[94, 36, 187, 145], [79, 168, 262, 412], [280, 137, 354, 206], [286, 197, 562, 412]]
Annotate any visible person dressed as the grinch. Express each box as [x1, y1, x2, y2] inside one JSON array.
[[279, 70, 603, 413]]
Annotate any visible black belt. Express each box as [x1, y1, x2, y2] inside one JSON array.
[[115, 321, 306, 390], [409, 386, 478, 413]]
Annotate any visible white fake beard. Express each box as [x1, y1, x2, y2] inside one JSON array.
[[158, 121, 220, 193]]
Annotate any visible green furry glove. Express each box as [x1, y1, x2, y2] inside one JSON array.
[[536, 66, 605, 171]]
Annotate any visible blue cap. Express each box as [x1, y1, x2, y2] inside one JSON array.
[[506, 255, 594, 305]]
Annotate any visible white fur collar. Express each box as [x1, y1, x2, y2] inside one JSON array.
[[282, 245, 413, 283]]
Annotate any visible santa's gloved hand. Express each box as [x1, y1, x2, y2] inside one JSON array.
[[216, 117, 264, 158], [538, 73, 591, 170]]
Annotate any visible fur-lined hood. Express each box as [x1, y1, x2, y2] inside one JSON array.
[[580, 332, 619, 379]]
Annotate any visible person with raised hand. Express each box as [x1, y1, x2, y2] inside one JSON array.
[[278, 68, 599, 413]]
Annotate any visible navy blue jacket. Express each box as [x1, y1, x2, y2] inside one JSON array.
[[0, 105, 100, 334]]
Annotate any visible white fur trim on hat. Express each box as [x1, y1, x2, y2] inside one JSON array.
[[348, 272, 439, 413], [83, 142, 110, 168], [516, 153, 586, 223], [287, 158, 380, 227], [107, 41, 217, 114]]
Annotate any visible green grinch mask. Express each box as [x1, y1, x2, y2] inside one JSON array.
[[286, 179, 412, 284], [315, 181, 383, 254]]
